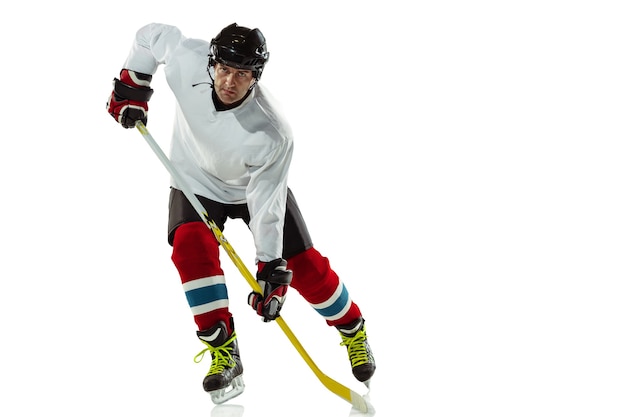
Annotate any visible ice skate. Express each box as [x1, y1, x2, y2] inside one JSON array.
[[337, 318, 376, 387], [195, 321, 244, 404]]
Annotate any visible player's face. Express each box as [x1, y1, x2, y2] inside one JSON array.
[[213, 63, 256, 105]]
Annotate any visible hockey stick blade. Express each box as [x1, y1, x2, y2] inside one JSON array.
[[135, 122, 369, 413], [276, 317, 369, 412]]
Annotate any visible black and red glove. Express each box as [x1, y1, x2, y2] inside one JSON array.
[[248, 258, 293, 322], [107, 69, 154, 128]]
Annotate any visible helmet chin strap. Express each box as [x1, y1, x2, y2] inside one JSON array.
[[207, 63, 216, 87]]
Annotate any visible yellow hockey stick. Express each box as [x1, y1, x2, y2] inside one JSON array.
[[135, 121, 368, 412]]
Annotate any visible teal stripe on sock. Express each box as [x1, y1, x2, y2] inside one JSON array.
[[185, 283, 228, 308], [314, 285, 349, 318]]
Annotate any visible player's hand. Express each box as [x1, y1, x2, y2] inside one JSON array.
[[107, 69, 154, 128], [248, 258, 292, 322]]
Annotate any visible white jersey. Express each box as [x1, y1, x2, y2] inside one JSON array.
[[123, 23, 294, 262]]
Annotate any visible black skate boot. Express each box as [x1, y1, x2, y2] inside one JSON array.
[[194, 320, 244, 404], [337, 317, 376, 387]]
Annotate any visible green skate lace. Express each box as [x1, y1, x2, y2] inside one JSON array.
[[194, 333, 238, 376], [340, 328, 370, 367]]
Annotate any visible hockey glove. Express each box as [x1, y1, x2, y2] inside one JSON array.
[[107, 69, 154, 128], [248, 258, 292, 322]]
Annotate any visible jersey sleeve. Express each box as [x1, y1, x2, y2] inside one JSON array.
[[122, 23, 186, 75], [246, 134, 294, 263], [245, 86, 297, 263]]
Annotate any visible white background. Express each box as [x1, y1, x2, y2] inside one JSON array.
[[1, 1, 625, 416]]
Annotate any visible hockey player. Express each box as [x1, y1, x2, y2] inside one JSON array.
[[107, 22, 375, 403]]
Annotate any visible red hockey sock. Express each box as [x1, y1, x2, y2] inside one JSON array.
[[171, 221, 232, 333], [287, 247, 362, 327]]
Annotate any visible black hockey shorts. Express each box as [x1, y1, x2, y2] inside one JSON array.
[[167, 187, 313, 259]]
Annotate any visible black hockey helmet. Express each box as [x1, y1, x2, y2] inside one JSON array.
[[209, 23, 270, 79]]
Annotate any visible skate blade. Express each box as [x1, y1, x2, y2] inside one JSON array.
[[209, 375, 245, 404]]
